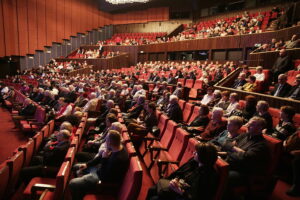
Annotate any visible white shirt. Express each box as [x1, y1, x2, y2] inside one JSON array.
[[226, 101, 239, 116], [254, 73, 265, 82], [62, 104, 73, 116], [1, 87, 9, 94], [200, 94, 214, 105]]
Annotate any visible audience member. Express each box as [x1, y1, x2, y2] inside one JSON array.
[[271, 74, 292, 97], [166, 95, 183, 123]]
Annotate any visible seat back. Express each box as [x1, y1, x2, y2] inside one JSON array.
[[188, 106, 200, 124], [263, 134, 282, 176], [155, 110, 162, 122], [157, 114, 169, 139], [64, 147, 76, 166], [41, 125, 50, 138], [48, 120, 55, 135], [20, 139, 35, 166], [183, 102, 194, 123], [70, 137, 79, 152], [33, 132, 43, 153], [54, 161, 71, 199], [269, 107, 280, 127], [193, 79, 203, 89], [160, 120, 178, 149], [0, 164, 10, 200], [294, 113, 300, 129], [178, 99, 186, 111], [177, 78, 185, 86], [214, 159, 229, 200], [7, 151, 24, 195], [167, 128, 189, 162], [125, 142, 137, 157], [179, 138, 199, 167], [118, 157, 143, 200], [184, 79, 195, 88]]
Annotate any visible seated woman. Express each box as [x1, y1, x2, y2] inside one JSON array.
[[12, 98, 37, 128], [146, 142, 218, 200], [127, 102, 158, 146], [271, 106, 296, 141], [241, 95, 257, 122], [241, 75, 257, 92], [183, 105, 210, 135], [197, 107, 227, 141], [254, 100, 273, 134], [253, 66, 265, 82]]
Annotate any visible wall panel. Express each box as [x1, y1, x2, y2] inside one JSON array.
[[46, 0, 57, 46], [64, 0, 72, 38], [56, 0, 65, 42], [27, 0, 38, 54], [3, 0, 19, 55], [0, 0, 6, 57], [17, 0, 28, 56], [37, 0, 46, 50]]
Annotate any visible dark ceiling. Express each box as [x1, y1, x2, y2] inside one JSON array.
[[98, 0, 239, 13]]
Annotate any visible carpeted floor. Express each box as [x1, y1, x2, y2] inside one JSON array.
[[0, 107, 29, 163]]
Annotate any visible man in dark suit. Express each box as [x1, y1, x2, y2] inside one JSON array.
[[21, 130, 71, 183], [69, 130, 129, 200], [222, 117, 270, 199], [272, 49, 292, 83], [288, 74, 300, 100], [152, 73, 161, 83], [167, 73, 176, 85], [166, 95, 183, 123], [232, 72, 247, 89], [271, 74, 292, 97]]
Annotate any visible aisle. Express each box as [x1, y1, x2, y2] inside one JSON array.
[[0, 107, 28, 163]]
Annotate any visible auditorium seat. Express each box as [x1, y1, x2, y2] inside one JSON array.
[[41, 125, 50, 139], [139, 114, 169, 157], [0, 163, 10, 200], [143, 120, 178, 169], [83, 157, 143, 200], [6, 151, 24, 197], [184, 79, 195, 88], [182, 102, 195, 123], [269, 107, 280, 127], [64, 147, 76, 167], [187, 106, 200, 124], [23, 161, 71, 200], [33, 132, 43, 154], [178, 99, 186, 111], [125, 142, 137, 157], [177, 78, 185, 86], [19, 139, 35, 167], [189, 80, 204, 99], [149, 128, 189, 182], [70, 137, 79, 152]]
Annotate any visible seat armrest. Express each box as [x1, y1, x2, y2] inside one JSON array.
[[157, 160, 179, 165], [31, 183, 56, 199], [143, 136, 159, 141], [149, 146, 168, 152]]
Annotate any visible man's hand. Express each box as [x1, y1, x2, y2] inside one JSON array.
[[232, 146, 245, 153], [79, 163, 87, 170], [169, 178, 184, 195]]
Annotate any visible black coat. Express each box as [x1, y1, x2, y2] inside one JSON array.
[[167, 102, 183, 123], [271, 83, 292, 97]]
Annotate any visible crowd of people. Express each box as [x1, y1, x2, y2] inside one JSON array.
[[1, 52, 300, 199], [69, 48, 120, 59]]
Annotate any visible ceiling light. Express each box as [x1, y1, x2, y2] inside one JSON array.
[[105, 0, 149, 5]]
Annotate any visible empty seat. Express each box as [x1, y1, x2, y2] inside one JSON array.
[[184, 79, 195, 88], [178, 99, 186, 111], [19, 139, 35, 166], [33, 132, 43, 154], [0, 163, 10, 200], [187, 106, 200, 124]]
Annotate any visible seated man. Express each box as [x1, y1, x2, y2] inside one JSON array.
[[222, 117, 270, 199], [12, 98, 37, 127], [166, 95, 183, 123], [21, 130, 71, 183], [210, 116, 243, 149], [271, 74, 292, 97], [232, 73, 247, 89], [146, 142, 218, 200], [287, 74, 300, 100], [183, 104, 210, 135], [69, 130, 129, 200]]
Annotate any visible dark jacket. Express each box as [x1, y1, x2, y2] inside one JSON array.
[[271, 83, 292, 97], [43, 140, 70, 167], [287, 85, 300, 100], [144, 112, 158, 132], [87, 147, 129, 183], [20, 103, 36, 116], [167, 102, 183, 123], [272, 55, 292, 74]]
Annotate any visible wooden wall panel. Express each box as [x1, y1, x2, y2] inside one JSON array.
[[3, 0, 19, 55], [56, 0, 65, 42], [46, 0, 57, 45], [64, 0, 72, 39], [17, 0, 29, 56], [0, 0, 6, 57], [37, 0, 46, 50], [71, 0, 79, 35], [27, 0, 38, 54]]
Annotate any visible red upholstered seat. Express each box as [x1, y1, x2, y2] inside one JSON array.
[[125, 142, 137, 157], [0, 163, 10, 199], [64, 147, 76, 166], [294, 114, 300, 129], [41, 125, 50, 138], [150, 128, 189, 182], [19, 139, 35, 166], [214, 159, 229, 200], [139, 114, 169, 157], [189, 80, 203, 99], [83, 157, 143, 200], [33, 132, 43, 154], [184, 79, 195, 88], [23, 161, 71, 200], [70, 137, 79, 152], [187, 106, 200, 124], [6, 151, 24, 196], [143, 120, 177, 169], [269, 107, 280, 127], [182, 102, 194, 123], [178, 99, 186, 111], [177, 78, 185, 86]]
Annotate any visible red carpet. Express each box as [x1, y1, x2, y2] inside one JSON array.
[[270, 180, 300, 200], [0, 107, 29, 163]]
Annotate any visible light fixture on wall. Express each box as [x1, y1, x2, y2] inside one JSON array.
[[105, 0, 149, 4]]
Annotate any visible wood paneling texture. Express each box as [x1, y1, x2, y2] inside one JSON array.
[[0, 0, 116, 57]]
